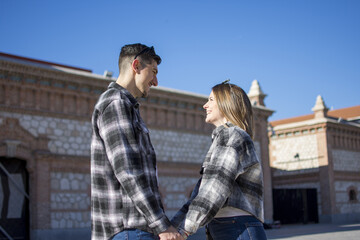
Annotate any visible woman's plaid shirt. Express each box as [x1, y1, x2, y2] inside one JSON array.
[[171, 123, 264, 234], [91, 82, 170, 240]]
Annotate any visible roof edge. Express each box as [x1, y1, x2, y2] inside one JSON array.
[[0, 52, 92, 73]]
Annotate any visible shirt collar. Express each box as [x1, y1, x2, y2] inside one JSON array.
[[108, 82, 140, 108], [211, 122, 234, 139]]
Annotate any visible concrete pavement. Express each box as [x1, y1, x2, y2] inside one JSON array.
[[187, 222, 360, 240], [266, 223, 360, 240]]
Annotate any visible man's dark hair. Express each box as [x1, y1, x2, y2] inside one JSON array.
[[118, 43, 161, 72]]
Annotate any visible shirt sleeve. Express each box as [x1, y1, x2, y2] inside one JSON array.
[[171, 178, 201, 228], [179, 144, 240, 234], [98, 99, 170, 234]]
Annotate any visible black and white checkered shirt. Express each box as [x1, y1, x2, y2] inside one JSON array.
[[91, 82, 170, 240], [171, 123, 264, 234]]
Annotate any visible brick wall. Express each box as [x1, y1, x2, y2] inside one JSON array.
[[270, 114, 360, 223], [0, 54, 274, 238]]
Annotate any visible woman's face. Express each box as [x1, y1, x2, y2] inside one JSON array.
[[203, 91, 226, 127]]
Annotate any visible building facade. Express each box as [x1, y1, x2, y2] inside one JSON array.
[[0, 53, 273, 239], [269, 96, 360, 224]]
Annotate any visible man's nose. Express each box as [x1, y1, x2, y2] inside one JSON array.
[[152, 77, 158, 86]]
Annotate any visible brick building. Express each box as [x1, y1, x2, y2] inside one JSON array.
[[269, 96, 360, 224], [0, 53, 273, 239]]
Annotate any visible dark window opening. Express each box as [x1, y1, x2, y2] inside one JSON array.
[[349, 189, 357, 202]]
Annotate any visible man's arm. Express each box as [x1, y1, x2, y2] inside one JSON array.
[[98, 100, 170, 234]]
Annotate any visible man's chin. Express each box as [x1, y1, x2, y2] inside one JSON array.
[[141, 91, 149, 98]]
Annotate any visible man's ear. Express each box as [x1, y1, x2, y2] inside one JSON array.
[[131, 59, 140, 73]]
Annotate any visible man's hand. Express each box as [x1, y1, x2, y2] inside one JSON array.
[[159, 226, 184, 240]]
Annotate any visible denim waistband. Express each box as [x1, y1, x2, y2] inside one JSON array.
[[213, 215, 260, 223]]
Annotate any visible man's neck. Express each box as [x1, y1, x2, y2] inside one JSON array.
[[116, 75, 138, 98]]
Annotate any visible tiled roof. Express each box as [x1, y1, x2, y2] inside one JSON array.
[[327, 105, 360, 120], [270, 105, 360, 127], [270, 114, 314, 127]]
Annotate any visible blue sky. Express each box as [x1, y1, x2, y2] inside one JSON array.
[[1, 0, 359, 121]]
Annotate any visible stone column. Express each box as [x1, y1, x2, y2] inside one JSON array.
[[317, 126, 336, 223]]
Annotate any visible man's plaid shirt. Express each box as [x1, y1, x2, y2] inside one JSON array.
[[171, 123, 264, 234], [91, 82, 171, 240]]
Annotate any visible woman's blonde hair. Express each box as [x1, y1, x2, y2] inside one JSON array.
[[212, 82, 254, 138]]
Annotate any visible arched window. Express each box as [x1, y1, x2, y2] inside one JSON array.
[[348, 188, 357, 202]]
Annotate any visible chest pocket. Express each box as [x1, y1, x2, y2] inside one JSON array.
[[134, 118, 155, 154], [134, 120, 157, 181]]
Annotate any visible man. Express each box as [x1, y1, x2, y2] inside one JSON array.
[[91, 43, 182, 240]]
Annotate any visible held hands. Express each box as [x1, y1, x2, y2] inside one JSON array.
[[158, 226, 184, 240]]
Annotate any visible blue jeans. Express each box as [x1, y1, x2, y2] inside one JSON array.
[[112, 229, 159, 240], [206, 216, 267, 240]]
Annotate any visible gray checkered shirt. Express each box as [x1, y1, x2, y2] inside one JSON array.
[[171, 123, 264, 234], [91, 82, 170, 240]]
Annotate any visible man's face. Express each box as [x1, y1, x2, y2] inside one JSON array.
[[134, 59, 158, 98]]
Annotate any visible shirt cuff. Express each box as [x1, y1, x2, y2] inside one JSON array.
[[148, 215, 172, 235], [180, 219, 199, 235], [178, 228, 190, 239]]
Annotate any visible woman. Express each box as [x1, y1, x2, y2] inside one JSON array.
[[170, 80, 267, 240]]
